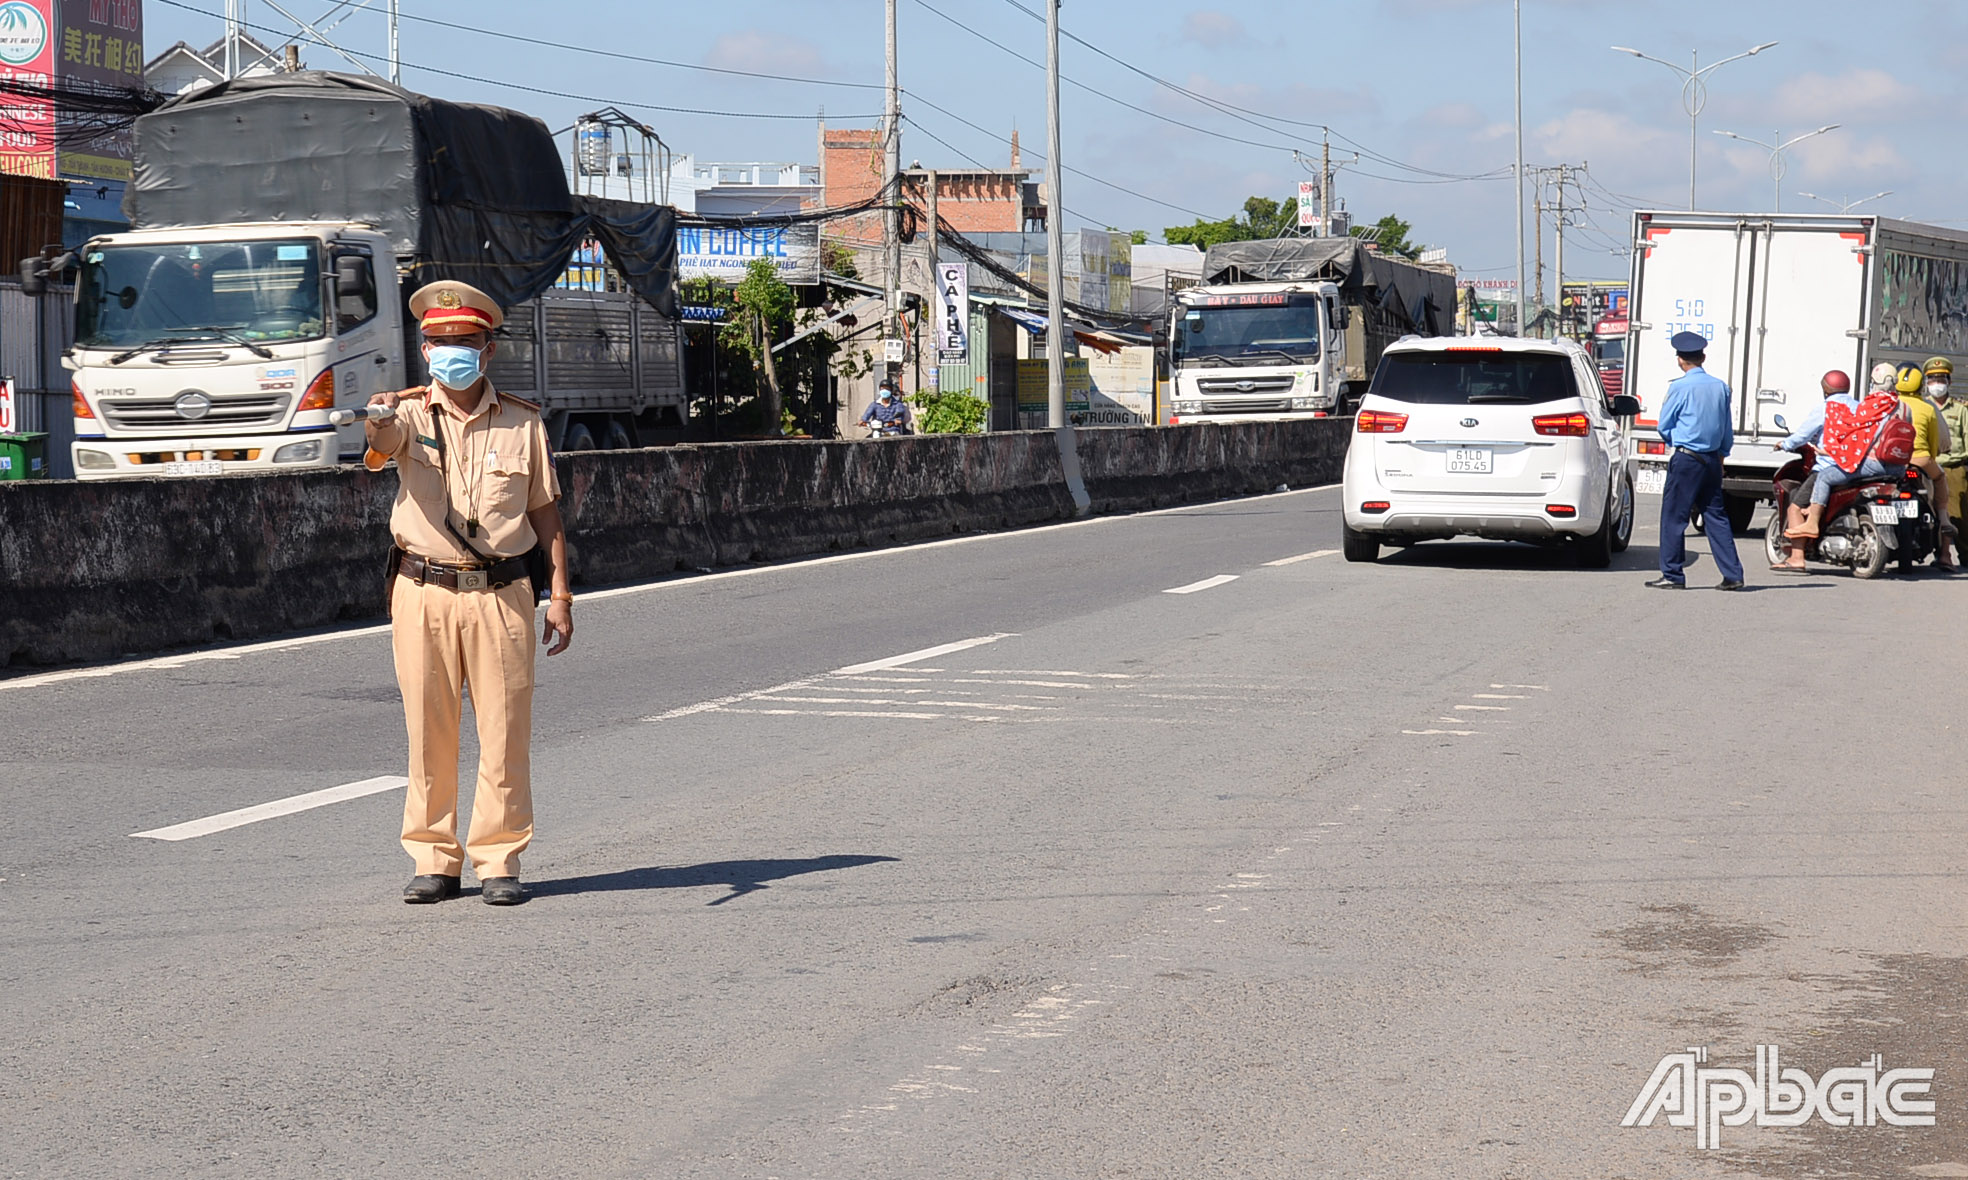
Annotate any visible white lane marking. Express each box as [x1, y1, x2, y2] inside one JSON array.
[[1472, 693, 1529, 699], [1163, 574, 1240, 595], [645, 635, 1013, 722], [1403, 729, 1478, 736], [131, 775, 408, 842], [721, 708, 1003, 723], [4, 483, 1340, 693], [1262, 549, 1339, 567], [969, 670, 1139, 679], [835, 634, 1012, 675], [1453, 704, 1511, 711], [1492, 684, 1549, 691]]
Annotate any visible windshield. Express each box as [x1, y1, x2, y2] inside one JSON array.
[[1594, 337, 1625, 365], [1173, 293, 1321, 365], [76, 240, 324, 348], [1369, 350, 1579, 404]]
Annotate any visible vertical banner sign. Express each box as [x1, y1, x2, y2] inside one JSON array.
[[936, 262, 969, 364], [58, 0, 145, 180], [0, 377, 16, 432], [0, 0, 56, 178], [1297, 181, 1319, 229]]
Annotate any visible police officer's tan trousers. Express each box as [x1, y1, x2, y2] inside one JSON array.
[[390, 574, 536, 878]]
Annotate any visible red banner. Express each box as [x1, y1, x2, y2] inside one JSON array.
[[0, 0, 57, 178]]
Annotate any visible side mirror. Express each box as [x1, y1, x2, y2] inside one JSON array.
[[334, 254, 371, 292], [1773, 414, 1789, 432], [1151, 328, 1168, 350], [1609, 395, 1641, 418], [18, 257, 43, 297]]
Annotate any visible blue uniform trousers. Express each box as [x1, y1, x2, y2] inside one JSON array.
[[1659, 449, 1744, 584]]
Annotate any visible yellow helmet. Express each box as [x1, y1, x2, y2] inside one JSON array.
[[1926, 356, 1954, 377], [1895, 363, 1926, 394]]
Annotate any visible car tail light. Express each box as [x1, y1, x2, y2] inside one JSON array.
[[1545, 504, 1577, 517], [1356, 409, 1408, 434], [1532, 412, 1590, 436], [1637, 439, 1666, 455], [1360, 501, 1390, 513], [297, 368, 335, 412], [72, 379, 96, 419]]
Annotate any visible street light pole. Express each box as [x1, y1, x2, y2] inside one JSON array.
[[1799, 190, 1893, 214], [1513, 0, 1525, 336], [1713, 126, 1839, 213], [1610, 41, 1777, 211], [1045, 0, 1065, 428]]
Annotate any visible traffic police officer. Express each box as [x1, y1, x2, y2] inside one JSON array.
[[364, 280, 574, 905], [1648, 331, 1746, 590]]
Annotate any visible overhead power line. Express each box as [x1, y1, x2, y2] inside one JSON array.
[[153, 0, 880, 120]]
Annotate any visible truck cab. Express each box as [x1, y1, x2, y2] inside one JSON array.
[[67, 223, 402, 480], [1591, 315, 1627, 399], [1164, 282, 1347, 423]]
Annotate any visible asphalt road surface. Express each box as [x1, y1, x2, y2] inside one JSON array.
[[5, 487, 1965, 1179]]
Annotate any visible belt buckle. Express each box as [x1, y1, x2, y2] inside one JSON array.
[[458, 570, 488, 591]]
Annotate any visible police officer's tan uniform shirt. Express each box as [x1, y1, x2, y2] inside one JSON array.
[[378, 384, 559, 561]]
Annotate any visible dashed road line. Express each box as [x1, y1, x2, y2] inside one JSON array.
[[1262, 549, 1339, 566], [131, 775, 408, 842], [1164, 574, 1240, 595]]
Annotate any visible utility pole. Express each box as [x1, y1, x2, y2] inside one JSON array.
[[884, 0, 903, 367], [1320, 130, 1331, 237], [1532, 183, 1545, 335], [1512, 0, 1526, 336], [1044, 0, 1065, 428], [1552, 164, 1568, 340], [224, 0, 241, 79], [388, 0, 400, 84], [925, 169, 939, 273]]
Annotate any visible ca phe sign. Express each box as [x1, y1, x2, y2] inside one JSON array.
[[0, 378, 15, 433], [936, 262, 969, 364]]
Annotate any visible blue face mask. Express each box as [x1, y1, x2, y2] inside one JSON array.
[[426, 344, 484, 389]]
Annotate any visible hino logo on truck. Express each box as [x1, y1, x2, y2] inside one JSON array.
[[174, 391, 213, 420]]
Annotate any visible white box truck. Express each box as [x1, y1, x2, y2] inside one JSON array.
[[1625, 211, 1968, 530]]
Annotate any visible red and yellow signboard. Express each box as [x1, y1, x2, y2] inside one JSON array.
[[0, 0, 57, 178]]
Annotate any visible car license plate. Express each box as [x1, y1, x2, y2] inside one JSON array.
[[1869, 504, 1901, 525], [1446, 448, 1491, 474], [161, 460, 225, 477], [1636, 465, 1666, 495]]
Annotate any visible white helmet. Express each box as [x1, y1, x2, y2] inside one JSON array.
[[1870, 360, 1898, 391]]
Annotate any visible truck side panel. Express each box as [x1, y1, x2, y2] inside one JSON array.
[[1741, 225, 1868, 444], [1872, 220, 1968, 372]]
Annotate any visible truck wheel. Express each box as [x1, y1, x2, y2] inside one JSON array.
[[604, 420, 635, 451], [1342, 526, 1379, 563], [563, 422, 597, 452], [1724, 493, 1758, 535]]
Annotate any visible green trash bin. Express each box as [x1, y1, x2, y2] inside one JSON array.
[[0, 432, 49, 480]]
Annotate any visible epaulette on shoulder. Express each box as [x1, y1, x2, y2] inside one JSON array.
[[401, 385, 431, 399], [500, 392, 542, 413]]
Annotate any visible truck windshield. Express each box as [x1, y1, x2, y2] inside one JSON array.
[[1594, 337, 1625, 364], [1173, 294, 1321, 365], [76, 240, 324, 348]]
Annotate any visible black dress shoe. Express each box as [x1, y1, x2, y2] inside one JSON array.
[[403, 874, 461, 904], [480, 877, 526, 906], [1716, 579, 1746, 591], [1643, 577, 1685, 589]]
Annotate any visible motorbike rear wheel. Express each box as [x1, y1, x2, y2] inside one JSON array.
[[1764, 495, 1790, 567], [1852, 519, 1890, 580]]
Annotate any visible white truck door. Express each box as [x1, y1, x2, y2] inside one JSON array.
[[1629, 219, 1751, 431], [1742, 224, 1868, 447]]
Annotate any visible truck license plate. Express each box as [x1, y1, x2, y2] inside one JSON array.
[[161, 460, 225, 476], [1446, 448, 1492, 474], [1636, 465, 1666, 495]]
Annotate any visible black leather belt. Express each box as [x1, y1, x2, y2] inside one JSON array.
[[1675, 447, 1720, 459], [399, 552, 530, 591]]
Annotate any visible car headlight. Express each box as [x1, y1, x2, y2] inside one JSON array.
[[271, 438, 325, 464], [74, 448, 116, 470]]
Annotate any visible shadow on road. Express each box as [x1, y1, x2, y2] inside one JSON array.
[[528, 854, 900, 905]]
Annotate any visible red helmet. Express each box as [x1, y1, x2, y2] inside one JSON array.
[[1821, 369, 1852, 395]]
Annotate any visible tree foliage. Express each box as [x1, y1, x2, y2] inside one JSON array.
[[1353, 214, 1422, 260], [1164, 194, 1299, 248], [909, 388, 989, 434]]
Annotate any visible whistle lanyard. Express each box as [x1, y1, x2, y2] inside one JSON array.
[[430, 403, 490, 539]]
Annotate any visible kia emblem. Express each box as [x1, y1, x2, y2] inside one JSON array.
[[1460, 417, 1479, 428]]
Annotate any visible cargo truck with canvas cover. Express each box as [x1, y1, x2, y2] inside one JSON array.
[[1624, 211, 1968, 530], [1164, 238, 1454, 424], [35, 73, 684, 480]]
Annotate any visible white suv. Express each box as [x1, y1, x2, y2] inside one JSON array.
[[1341, 336, 1639, 566]]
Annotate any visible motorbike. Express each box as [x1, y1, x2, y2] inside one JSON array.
[[1766, 438, 1936, 578], [864, 418, 912, 438]]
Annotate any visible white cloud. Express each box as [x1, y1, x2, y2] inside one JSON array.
[[1180, 11, 1246, 49], [704, 31, 826, 77]]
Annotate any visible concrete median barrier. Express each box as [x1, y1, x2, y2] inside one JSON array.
[[0, 420, 1349, 668]]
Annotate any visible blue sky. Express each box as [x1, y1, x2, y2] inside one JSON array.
[[148, 0, 1967, 282]]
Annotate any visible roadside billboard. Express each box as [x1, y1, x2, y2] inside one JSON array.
[[677, 222, 821, 286], [56, 0, 144, 180], [936, 261, 968, 363], [0, 0, 57, 179]]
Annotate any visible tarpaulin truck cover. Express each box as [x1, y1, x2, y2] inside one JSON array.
[[1201, 237, 1454, 337], [123, 72, 676, 315]]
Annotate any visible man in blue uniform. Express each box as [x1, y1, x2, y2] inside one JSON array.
[[1648, 331, 1746, 590]]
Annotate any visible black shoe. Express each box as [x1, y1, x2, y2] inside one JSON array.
[[403, 874, 461, 904], [1716, 579, 1746, 591], [1643, 577, 1685, 589], [480, 877, 526, 906]]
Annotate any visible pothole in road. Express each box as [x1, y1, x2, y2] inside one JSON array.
[[913, 970, 1054, 1023], [1599, 903, 1782, 975]]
